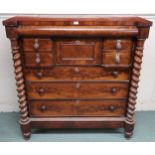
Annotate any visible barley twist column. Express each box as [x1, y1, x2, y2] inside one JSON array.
[[10, 38, 31, 139], [125, 39, 145, 138]]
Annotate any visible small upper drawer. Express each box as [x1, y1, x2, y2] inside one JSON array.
[[102, 50, 132, 67], [23, 38, 53, 52], [23, 53, 54, 67], [102, 39, 134, 67], [103, 39, 134, 51]]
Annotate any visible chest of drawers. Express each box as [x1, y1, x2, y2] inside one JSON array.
[[3, 16, 152, 139]]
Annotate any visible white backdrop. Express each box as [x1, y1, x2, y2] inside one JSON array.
[[0, 0, 154, 14]]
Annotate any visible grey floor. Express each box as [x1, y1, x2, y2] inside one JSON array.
[[0, 111, 155, 142]]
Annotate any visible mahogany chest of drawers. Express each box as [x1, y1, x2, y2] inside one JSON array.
[[3, 16, 152, 139]]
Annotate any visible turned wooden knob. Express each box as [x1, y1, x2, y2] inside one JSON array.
[[111, 87, 117, 94], [75, 40, 81, 45], [34, 39, 40, 49], [35, 53, 41, 64], [36, 71, 43, 78], [37, 87, 45, 94], [109, 105, 116, 111], [115, 52, 120, 64], [112, 71, 119, 77], [75, 83, 81, 89], [116, 40, 122, 50], [74, 67, 80, 73], [76, 100, 80, 105], [40, 105, 46, 111]]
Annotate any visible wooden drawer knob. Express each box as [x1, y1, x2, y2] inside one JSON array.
[[111, 87, 117, 94], [115, 52, 120, 64], [40, 105, 46, 111], [109, 105, 116, 112], [35, 53, 41, 64], [76, 100, 80, 105], [75, 40, 81, 45], [74, 67, 80, 73], [75, 83, 81, 89], [34, 39, 40, 49], [116, 40, 122, 50], [36, 71, 43, 79], [37, 87, 45, 94], [112, 71, 119, 77]]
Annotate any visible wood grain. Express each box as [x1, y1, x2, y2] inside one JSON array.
[[26, 82, 129, 99], [23, 52, 54, 67], [3, 16, 152, 139], [29, 99, 127, 117], [24, 67, 130, 81], [23, 38, 53, 52], [56, 38, 102, 65]]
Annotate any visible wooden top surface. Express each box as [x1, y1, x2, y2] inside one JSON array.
[[3, 15, 152, 27]]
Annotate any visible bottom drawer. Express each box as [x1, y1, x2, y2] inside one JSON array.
[[29, 100, 127, 117]]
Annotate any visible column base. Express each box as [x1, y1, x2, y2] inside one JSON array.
[[124, 119, 135, 138], [19, 120, 31, 140]]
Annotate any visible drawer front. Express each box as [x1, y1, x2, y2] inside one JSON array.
[[24, 67, 130, 81], [103, 39, 134, 51], [27, 82, 129, 99], [102, 39, 134, 67], [29, 100, 127, 117], [23, 38, 53, 52], [102, 50, 132, 66], [23, 53, 54, 67], [56, 38, 102, 65]]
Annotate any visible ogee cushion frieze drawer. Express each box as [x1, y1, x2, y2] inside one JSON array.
[[24, 67, 130, 81], [3, 16, 152, 139]]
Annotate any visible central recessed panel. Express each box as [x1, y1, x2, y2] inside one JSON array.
[[56, 38, 102, 65]]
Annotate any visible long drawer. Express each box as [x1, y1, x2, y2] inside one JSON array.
[[26, 82, 129, 99], [29, 99, 127, 117], [24, 67, 130, 82]]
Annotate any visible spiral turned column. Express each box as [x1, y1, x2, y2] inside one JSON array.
[[10, 38, 31, 139], [125, 39, 145, 138]]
